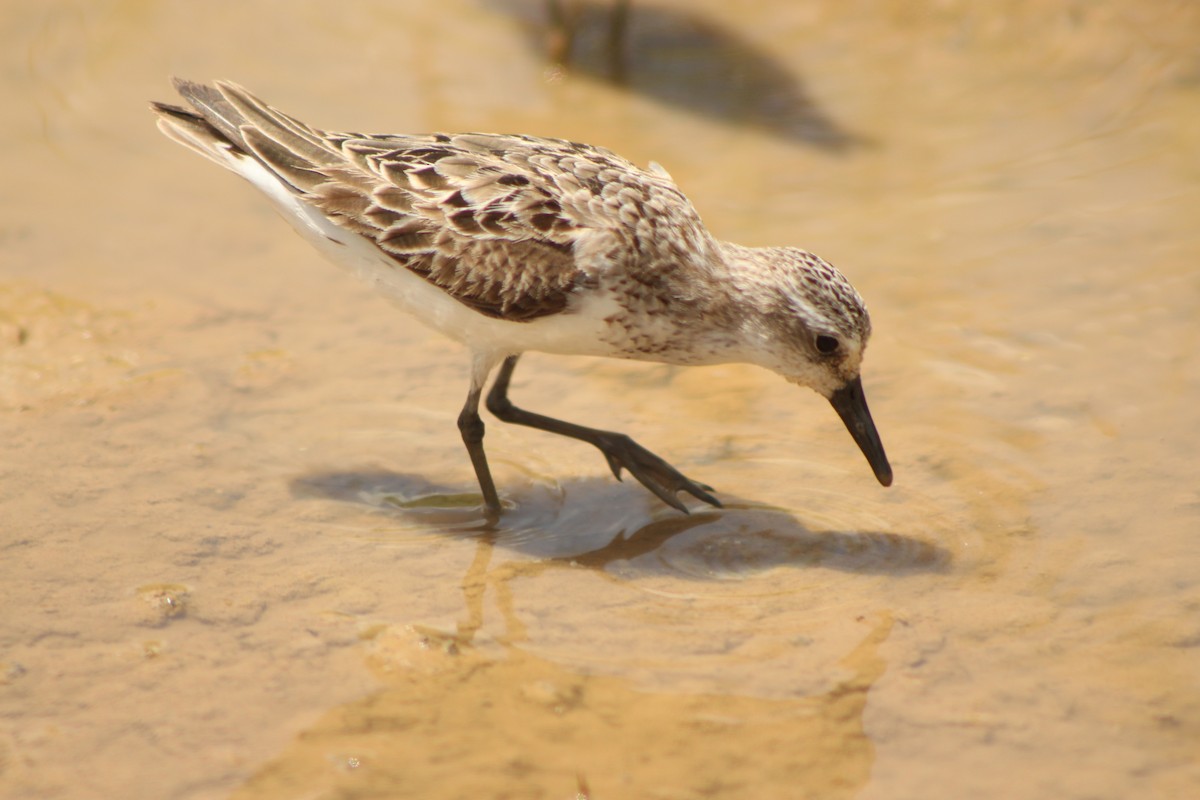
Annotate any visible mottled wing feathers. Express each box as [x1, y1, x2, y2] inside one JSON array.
[[313, 131, 590, 320], [162, 79, 609, 321]]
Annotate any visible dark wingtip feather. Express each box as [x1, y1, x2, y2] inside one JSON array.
[[171, 76, 215, 104], [149, 99, 200, 121], [164, 77, 250, 148]]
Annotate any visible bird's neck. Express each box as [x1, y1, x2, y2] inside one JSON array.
[[710, 241, 779, 312], [681, 241, 793, 370]]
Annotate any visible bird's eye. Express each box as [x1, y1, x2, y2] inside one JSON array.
[[815, 334, 839, 354]]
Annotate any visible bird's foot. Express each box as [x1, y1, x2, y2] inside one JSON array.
[[592, 432, 721, 513]]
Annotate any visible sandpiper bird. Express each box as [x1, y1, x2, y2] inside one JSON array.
[[151, 79, 891, 520]]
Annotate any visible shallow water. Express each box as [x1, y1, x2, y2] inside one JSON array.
[[2, 1, 1199, 798]]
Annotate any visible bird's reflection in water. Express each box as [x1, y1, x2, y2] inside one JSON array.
[[275, 469, 911, 799], [489, 0, 865, 151]]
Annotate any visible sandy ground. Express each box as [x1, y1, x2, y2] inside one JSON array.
[[2, 1, 1198, 798]]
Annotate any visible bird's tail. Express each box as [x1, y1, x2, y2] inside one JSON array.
[[150, 78, 339, 193]]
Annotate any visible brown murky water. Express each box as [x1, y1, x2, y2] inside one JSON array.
[[3, 1, 1199, 798]]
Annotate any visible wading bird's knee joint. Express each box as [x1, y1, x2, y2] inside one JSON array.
[[485, 392, 515, 420], [457, 409, 485, 443]]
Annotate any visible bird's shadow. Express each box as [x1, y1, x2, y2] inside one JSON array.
[[488, 0, 867, 152], [289, 468, 950, 577]]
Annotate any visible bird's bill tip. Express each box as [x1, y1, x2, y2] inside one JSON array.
[[827, 376, 892, 486]]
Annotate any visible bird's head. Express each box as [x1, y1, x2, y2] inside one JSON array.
[[729, 246, 893, 487]]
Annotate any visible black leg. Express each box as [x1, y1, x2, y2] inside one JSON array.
[[485, 355, 721, 513], [458, 383, 502, 522]]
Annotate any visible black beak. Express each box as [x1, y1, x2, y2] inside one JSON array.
[[828, 376, 893, 486]]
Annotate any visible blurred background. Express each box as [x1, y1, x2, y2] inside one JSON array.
[[2, 1, 1198, 798]]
